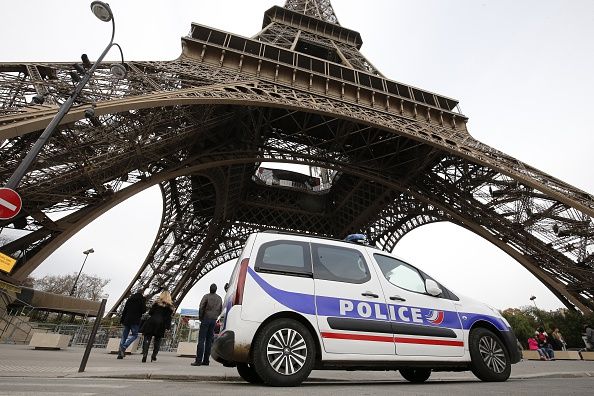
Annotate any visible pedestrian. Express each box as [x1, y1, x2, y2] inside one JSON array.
[[536, 328, 555, 360], [550, 327, 566, 351], [191, 283, 222, 366], [140, 290, 175, 363], [117, 290, 146, 359], [585, 324, 594, 350], [527, 334, 547, 360]]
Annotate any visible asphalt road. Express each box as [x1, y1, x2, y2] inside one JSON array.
[[2, 377, 594, 396]]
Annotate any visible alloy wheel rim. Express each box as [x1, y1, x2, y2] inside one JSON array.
[[478, 335, 507, 373], [266, 328, 307, 375]]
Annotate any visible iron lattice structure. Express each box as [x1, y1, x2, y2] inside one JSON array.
[[0, 2, 593, 314]]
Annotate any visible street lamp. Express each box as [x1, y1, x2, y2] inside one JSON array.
[[70, 248, 95, 296], [529, 295, 538, 309], [4, 1, 127, 190]]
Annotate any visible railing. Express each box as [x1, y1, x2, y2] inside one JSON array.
[[0, 289, 38, 344], [185, 24, 463, 115], [32, 322, 192, 352], [1, 288, 193, 351]]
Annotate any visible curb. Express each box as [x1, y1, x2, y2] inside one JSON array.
[[511, 371, 594, 379], [67, 371, 594, 382]]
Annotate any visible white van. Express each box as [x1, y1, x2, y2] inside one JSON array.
[[212, 232, 521, 386]]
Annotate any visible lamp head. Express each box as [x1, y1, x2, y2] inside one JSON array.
[[81, 54, 92, 69], [90, 1, 113, 22], [110, 63, 127, 79], [530, 296, 536, 301], [83, 248, 95, 255], [84, 108, 95, 119]]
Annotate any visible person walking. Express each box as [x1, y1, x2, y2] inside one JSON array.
[[140, 290, 175, 363], [117, 290, 146, 359], [191, 283, 222, 366]]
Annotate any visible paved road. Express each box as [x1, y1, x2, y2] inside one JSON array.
[[1, 344, 593, 382], [1, 343, 594, 395], [2, 377, 594, 396]]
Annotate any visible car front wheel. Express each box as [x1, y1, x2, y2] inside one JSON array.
[[252, 318, 315, 387], [469, 327, 511, 382]]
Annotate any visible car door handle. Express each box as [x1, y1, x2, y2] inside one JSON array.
[[390, 295, 406, 301], [361, 292, 379, 298]]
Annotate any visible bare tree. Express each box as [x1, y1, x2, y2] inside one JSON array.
[[33, 273, 110, 301], [20, 275, 35, 288]]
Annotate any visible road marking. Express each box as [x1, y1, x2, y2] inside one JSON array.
[[0, 197, 17, 211], [0, 393, 95, 396], [0, 383, 126, 389]]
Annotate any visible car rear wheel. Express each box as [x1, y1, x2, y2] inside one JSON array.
[[237, 363, 263, 384], [469, 327, 511, 382], [399, 368, 431, 383], [252, 318, 315, 387]]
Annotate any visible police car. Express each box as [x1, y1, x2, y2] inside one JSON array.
[[212, 232, 520, 386]]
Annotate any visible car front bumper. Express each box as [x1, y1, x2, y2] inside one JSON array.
[[501, 330, 522, 364]]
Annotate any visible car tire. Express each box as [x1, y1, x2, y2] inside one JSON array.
[[469, 327, 511, 382], [237, 363, 264, 384], [399, 368, 431, 383], [252, 318, 315, 387]]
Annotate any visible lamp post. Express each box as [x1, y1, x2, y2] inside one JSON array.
[[70, 248, 95, 296], [4, 1, 127, 190], [529, 295, 545, 327], [529, 295, 538, 310]]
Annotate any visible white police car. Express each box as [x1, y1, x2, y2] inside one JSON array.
[[212, 232, 520, 386]]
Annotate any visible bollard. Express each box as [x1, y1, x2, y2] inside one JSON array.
[[78, 298, 106, 372]]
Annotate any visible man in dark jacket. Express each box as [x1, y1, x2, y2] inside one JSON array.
[[117, 290, 146, 359], [191, 283, 222, 366]]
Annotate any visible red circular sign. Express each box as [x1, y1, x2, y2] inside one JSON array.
[[0, 188, 22, 220]]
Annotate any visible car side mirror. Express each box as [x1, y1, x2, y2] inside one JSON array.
[[425, 279, 442, 296]]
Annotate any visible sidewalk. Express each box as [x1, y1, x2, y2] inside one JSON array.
[[1, 344, 593, 382]]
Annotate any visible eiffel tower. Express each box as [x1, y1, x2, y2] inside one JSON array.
[[1, 0, 593, 314]]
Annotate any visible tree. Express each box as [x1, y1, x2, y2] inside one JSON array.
[[20, 275, 35, 288], [33, 273, 110, 301], [502, 306, 594, 349], [502, 308, 534, 347]]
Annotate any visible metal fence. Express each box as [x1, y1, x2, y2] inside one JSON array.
[[0, 290, 38, 343], [31, 321, 198, 352]]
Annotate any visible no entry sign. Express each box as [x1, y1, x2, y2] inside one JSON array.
[[0, 187, 22, 220]]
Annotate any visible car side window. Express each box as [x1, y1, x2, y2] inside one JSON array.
[[312, 244, 370, 284], [374, 254, 426, 293], [255, 240, 312, 276]]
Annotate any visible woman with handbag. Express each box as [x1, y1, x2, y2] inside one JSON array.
[[139, 290, 175, 363]]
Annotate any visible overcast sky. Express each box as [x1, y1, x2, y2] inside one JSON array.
[[1, 1, 593, 313]]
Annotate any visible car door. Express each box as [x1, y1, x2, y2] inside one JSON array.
[[369, 253, 465, 357], [312, 241, 394, 356]]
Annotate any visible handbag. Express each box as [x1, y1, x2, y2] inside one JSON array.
[[139, 312, 150, 331]]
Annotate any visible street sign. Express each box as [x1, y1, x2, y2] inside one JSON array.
[[0, 252, 17, 274], [0, 187, 22, 220]]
